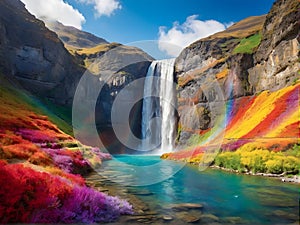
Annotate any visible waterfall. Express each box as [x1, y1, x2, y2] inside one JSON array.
[[141, 58, 176, 153]]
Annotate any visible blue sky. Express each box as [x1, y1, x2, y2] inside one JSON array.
[[21, 0, 275, 58], [66, 0, 275, 43]]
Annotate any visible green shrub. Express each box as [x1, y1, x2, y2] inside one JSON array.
[[251, 154, 266, 173], [265, 158, 283, 174], [285, 144, 300, 157], [283, 156, 300, 174], [215, 152, 242, 171], [214, 146, 299, 175]]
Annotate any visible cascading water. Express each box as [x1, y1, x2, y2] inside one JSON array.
[[141, 58, 176, 153]]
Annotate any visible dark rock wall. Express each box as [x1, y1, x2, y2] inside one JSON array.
[[0, 0, 84, 105]]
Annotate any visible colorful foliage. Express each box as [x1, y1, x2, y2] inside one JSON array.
[[225, 84, 299, 139], [0, 75, 132, 223], [0, 162, 132, 223], [214, 146, 300, 174], [165, 84, 299, 171]]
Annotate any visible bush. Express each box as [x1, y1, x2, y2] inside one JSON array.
[[215, 152, 242, 171], [0, 162, 133, 223], [265, 158, 283, 174], [283, 156, 300, 174], [213, 142, 300, 175]]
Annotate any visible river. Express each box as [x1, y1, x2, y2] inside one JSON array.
[[92, 155, 299, 224]]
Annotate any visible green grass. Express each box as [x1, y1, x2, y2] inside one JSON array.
[[0, 74, 73, 135], [233, 33, 262, 54]]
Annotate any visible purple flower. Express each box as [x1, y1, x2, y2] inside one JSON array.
[[31, 185, 133, 223], [91, 147, 112, 160]]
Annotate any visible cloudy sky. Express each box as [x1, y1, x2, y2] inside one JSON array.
[[20, 0, 275, 58]]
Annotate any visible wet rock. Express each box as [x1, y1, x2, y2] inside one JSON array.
[[125, 215, 159, 224], [268, 210, 299, 221], [98, 188, 109, 192], [222, 216, 244, 224], [200, 214, 220, 223], [162, 215, 173, 221], [166, 203, 204, 211], [175, 211, 201, 223]]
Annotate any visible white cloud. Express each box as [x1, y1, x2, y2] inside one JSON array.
[[21, 0, 85, 29], [158, 15, 230, 57], [79, 0, 122, 17]]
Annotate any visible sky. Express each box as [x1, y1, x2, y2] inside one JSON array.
[[20, 0, 275, 58]]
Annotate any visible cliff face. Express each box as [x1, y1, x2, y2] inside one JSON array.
[[175, 0, 299, 146], [0, 0, 153, 153], [50, 24, 153, 153], [175, 15, 266, 144], [0, 0, 84, 105], [248, 0, 299, 92]]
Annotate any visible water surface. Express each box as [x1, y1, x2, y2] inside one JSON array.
[[97, 155, 299, 224]]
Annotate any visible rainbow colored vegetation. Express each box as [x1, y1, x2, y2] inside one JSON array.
[[0, 76, 133, 223], [163, 82, 300, 174]]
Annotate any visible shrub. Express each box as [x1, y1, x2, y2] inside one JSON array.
[[283, 156, 300, 174], [2, 143, 40, 159], [28, 151, 53, 166], [0, 162, 133, 223], [265, 158, 283, 174], [43, 148, 89, 173], [215, 152, 242, 171]]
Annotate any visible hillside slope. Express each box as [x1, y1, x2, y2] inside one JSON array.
[[45, 20, 108, 48], [0, 0, 84, 105], [0, 0, 154, 153], [0, 73, 136, 223]]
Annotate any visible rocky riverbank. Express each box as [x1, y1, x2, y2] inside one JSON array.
[[210, 165, 300, 184]]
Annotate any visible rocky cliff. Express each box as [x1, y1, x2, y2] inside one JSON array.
[[0, 0, 84, 105], [248, 0, 299, 92], [48, 23, 154, 153], [174, 0, 299, 146], [0, 0, 153, 153]]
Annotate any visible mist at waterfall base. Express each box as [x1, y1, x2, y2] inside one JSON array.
[[140, 58, 176, 155]]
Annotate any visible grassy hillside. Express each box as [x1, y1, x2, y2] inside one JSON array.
[[233, 33, 262, 54], [0, 74, 132, 223], [45, 20, 108, 49], [204, 15, 266, 40]]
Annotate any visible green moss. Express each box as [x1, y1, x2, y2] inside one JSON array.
[[233, 33, 262, 54]]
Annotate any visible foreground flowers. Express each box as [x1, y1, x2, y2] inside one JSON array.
[[0, 78, 132, 223], [0, 160, 133, 223]]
